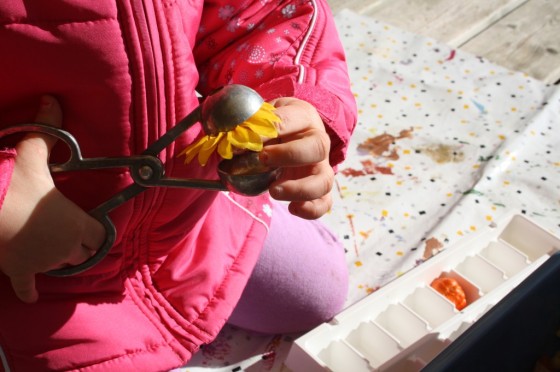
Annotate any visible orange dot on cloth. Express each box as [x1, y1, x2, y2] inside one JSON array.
[[430, 277, 467, 310]]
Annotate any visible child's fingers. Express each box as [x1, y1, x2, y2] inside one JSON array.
[[53, 202, 107, 267], [35, 95, 62, 125], [288, 193, 333, 220], [263, 98, 330, 168], [270, 163, 334, 202], [17, 95, 63, 160], [271, 98, 324, 136], [261, 130, 330, 167], [10, 273, 38, 304], [65, 245, 98, 266], [80, 216, 107, 258]]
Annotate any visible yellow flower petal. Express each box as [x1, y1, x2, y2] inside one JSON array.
[[178, 101, 280, 166], [241, 102, 279, 138], [178, 135, 208, 164], [259, 102, 279, 119], [229, 126, 263, 151], [217, 135, 233, 159], [197, 133, 223, 166], [240, 120, 278, 138]]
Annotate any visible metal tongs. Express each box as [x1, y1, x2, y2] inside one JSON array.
[[0, 85, 280, 277]]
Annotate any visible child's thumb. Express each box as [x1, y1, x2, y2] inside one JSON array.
[[18, 95, 63, 159], [10, 273, 38, 304]]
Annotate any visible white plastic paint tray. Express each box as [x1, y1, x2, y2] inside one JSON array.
[[285, 213, 560, 371]]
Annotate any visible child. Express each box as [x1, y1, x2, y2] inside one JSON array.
[[0, 1, 357, 370]]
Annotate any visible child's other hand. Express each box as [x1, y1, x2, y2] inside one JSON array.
[[0, 96, 105, 303], [261, 97, 335, 220]]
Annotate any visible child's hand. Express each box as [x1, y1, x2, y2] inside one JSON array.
[[261, 97, 335, 220], [0, 96, 105, 303]]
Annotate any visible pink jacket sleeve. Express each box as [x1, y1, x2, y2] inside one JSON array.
[[194, 0, 357, 167], [0, 148, 16, 210]]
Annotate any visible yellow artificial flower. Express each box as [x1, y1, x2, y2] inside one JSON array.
[[179, 102, 279, 166]]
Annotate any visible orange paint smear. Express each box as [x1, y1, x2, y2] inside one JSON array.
[[431, 277, 467, 310], [357, 128, 413, 159], [341, 159, 393, 177]]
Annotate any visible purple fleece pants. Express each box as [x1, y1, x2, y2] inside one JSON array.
[[227, 201, 349, 334]]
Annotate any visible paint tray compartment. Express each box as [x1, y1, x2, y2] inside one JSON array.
[[285, 214, 560, 371]]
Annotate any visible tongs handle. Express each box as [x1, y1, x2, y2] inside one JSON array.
[[0, 111, 216, 277], [0, 123, 146, 277], [48, 182, 146, 277]]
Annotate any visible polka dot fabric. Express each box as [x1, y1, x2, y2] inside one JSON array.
[[325, 10, 560, 307], [183, 9, 560, 371]]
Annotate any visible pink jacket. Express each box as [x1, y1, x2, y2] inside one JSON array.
[[0, 1, 356, 371]]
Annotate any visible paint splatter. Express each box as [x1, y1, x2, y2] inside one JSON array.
[[359, 229, 373, 240], [419, 144, 464, 163], [423, 237, 444, 259], [358, 284, 380, 295], [347, 214, 359, 256], [445, 49, 456, 61], [200, 334, 231, 361], [471, 99, 487, 114], [357, 128, 413, 159], [341, 159, 393, 176], [261, 335, 283, 370], [463, 189, 484, 196]]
